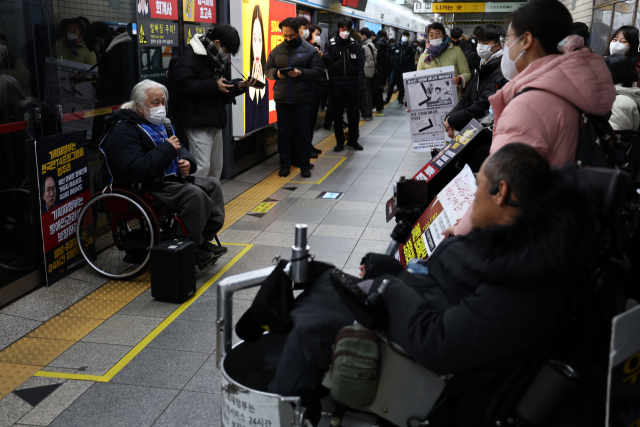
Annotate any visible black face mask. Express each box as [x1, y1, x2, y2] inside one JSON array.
[[284, 36, 302, 49]]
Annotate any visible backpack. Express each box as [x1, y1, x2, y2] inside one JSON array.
[[514, 87, 627, 169], [329, 324, 380, 408]]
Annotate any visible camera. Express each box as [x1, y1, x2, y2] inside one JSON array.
[[227, 78, 243, 90]]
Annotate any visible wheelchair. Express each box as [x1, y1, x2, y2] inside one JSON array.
[[76, 184, 224, 280], [214, 167, 637, 427]]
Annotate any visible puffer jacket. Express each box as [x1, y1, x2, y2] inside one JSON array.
[[609, 83, 640, 131], [362, 38, 377, 79], [171, 34, 245, 129], [454, 48, 617, 236], [446, 50, 507, 130], [265, 38, 323, 104]]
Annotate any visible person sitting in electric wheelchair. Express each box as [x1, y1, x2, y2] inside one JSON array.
[[252, 144, 604, 427], [99, 79, 227, 264]]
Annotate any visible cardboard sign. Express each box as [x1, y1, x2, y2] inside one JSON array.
[[413, 119, 483, 182], [396, 165, 476, 266], [607, 304, 640, 426], [34, 131, 94, 285], [403, 67, 458, 151]]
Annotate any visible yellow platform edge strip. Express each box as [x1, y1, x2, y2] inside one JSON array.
[[34, 243, 253, 382], [289, 156, 347, 184]]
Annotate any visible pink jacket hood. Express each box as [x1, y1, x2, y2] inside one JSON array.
[[491, 48, 616, 122]]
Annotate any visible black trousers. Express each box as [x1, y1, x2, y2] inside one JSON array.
[[276, 102, 312, 169], [372, 92, 384, 112], [332, 83, 360, 145], [386, 66, 407, 102]]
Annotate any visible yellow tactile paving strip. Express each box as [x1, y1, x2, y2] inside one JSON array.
[[0, 107, 388, 399]]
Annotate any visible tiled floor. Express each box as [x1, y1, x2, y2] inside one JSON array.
[[0, 100, 431, 426]]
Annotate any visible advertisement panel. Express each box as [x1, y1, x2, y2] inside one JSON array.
[[34, 131, 94, 285], [233, 0, 296, 136], [183, 0, 217, 23], [137, 0, 178, 20]]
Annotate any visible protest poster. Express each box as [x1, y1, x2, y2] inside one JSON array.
[[403, 66, 458, 152], [396, 165, 476, 266], [35, 131, 94, 285], [607, 304, 640, 427], [44, 58, 96, 138], [413, 119, 482, 182]]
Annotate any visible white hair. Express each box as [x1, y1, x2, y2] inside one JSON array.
[[127, 79, 169, 111]]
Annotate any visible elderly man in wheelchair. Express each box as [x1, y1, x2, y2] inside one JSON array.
[[218, 143, 635, 427], [94, 79, 226, 271]]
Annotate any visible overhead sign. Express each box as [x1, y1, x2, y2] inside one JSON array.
[[413, 2, 525, 13]]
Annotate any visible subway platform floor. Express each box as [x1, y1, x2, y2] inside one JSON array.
[[0, 98, 431, 427]]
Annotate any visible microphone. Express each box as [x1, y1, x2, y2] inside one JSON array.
[[163, 118, 174, 138]]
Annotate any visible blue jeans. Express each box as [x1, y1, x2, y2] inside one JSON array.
[[276, 102, 312, 169]]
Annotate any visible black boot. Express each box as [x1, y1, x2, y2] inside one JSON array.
[[279, 166, 290, 177]]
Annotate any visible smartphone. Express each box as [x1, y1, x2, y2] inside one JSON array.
[[279, 67, 295, 74], [251, 78, 266, 89]]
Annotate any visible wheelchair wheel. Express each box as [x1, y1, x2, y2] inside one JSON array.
[[76, 191, 159, 280]]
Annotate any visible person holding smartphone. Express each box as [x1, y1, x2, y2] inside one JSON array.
[[265, 17, 323, 178]]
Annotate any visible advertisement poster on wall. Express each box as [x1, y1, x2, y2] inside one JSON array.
[[34, 131, 94, 285], [233, 0, 296, 136], [183, 0, 217, 23]]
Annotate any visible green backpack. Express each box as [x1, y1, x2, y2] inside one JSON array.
[[329, 324, 381, 408]]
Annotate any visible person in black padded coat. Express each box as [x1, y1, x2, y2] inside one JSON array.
[[257, 144, 605, 427], [265, 17, 323, 178], [445, 24, 508, 138]]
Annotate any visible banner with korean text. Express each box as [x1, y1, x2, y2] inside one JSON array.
[[35, 131, 94, 285]]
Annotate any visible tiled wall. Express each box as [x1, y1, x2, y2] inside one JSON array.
[[561, 0, 594, 28], [52, 0, 136, 26]]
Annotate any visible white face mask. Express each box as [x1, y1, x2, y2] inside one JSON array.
[[66, 33, 79, 40], [476, 43, 496, 60], [0, 45, 7, 56], [401, 36, 408, 43], [301, 29, 310, 39], [610, 41, 629, 56], [314, 35, 321, 44], [339, 31, 349, 39], [429, 38, 443, 47], [144, 105, 166, 126], [501, 34, 524, 81]]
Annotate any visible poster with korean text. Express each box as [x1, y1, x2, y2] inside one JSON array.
[[35, 131, 94, 285], [403, 66, 458, 152], [183, 0, 216, 23]]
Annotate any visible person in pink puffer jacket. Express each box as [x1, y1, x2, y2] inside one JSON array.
[[452, 0, 616, 236]]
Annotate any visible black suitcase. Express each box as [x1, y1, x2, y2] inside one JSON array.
[[150, 239, 196, 303]]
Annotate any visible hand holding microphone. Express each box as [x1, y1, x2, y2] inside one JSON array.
[[163, 118, 181, 151]]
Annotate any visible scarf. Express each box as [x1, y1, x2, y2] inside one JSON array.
[[63, 36, 82, 57], [201, 34, 230, 79], [423, 36, 451, 65], [139, 123, 179, 177]]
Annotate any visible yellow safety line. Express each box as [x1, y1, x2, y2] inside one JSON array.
[[35, 243, 254, 382], [289, 157, 347, 184]]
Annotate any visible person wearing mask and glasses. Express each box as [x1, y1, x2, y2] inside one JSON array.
[[605, 26, 640, 81], [445, 24, 508, 138], [450, 0, 616, 237], [417, 22, 471, 100], [265, 17, 324, 177]]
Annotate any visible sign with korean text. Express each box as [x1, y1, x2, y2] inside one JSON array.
[[396, 165, 476, 267], [183, 0, 216, 23], [34, 131, 94, 285], [222, 376, 281, 427], [413, 2, 525, 13], [607, 305, 640, 427], [138, 20, 179, 46], [413, 120, 483, 181], [184, 24, 208, 45], [404, 67, 458, 151], [484, 2, 526, 12]]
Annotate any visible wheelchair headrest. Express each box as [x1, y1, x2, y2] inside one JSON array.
[[576, 167, 631, 243]]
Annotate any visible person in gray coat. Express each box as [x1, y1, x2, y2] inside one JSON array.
[[604, 55, 640, 131], [265, 17, 323, 177], [359, 28, 377, 120]]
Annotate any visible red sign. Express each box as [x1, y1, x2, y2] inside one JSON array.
[[150, 0, 178, 20]]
